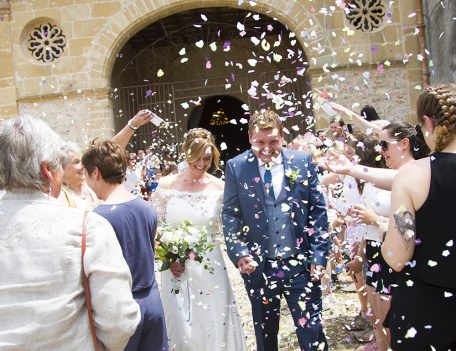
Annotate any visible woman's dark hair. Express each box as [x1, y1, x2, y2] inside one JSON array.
[[358, 134, 386, 168], [382, 121, 430, 160], [360, 105, 380, 121]]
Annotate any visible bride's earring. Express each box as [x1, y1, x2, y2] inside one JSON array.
[[48, 183, 52, 199]]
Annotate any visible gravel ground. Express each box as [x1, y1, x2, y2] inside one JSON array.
[[226, 253, 364, 351], [157, 247, 365, 350]]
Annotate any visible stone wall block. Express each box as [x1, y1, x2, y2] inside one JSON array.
[[0, 51, 14, 79], [73, 18, 107, 37], [92, 2, 121, 18], [68, 37, 93, 56], [61, 4, 91, 22]]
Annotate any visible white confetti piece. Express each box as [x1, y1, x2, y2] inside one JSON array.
[[195, 40, 204, 48], [428, 260, 437, 267], [273, 53, 282, 62], [220, 142, 227, 151], [405, 327, 417, 338], [157, 69, 164, 77], [251, 36, 260, 46], [209, 42, 217, 51]]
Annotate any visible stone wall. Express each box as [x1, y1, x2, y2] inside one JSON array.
[[0, 0, 426, 143], [425, 0, 456, 84], [312, 65, 413, 130], [0, 1, 17, 117]]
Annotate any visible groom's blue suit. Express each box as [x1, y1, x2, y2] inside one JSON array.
[[222, 148, 330, 351]]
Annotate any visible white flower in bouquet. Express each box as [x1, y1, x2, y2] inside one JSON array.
[[156, 220, 215, 273]]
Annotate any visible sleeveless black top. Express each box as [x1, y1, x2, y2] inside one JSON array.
[[412, 152, 456, 289]]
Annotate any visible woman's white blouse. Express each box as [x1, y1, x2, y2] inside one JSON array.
[[0, 190, 140, 351]]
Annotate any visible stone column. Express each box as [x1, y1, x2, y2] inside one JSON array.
[[0, 1, 18, 117]]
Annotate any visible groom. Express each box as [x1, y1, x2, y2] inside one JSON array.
[[222, 109, 330, 351]]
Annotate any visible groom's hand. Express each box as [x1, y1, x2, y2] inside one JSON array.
[[237, 257, 256, 274], [310, 264, 324, 282]]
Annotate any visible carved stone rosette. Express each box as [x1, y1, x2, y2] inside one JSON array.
[[27, 23, 66, 63]]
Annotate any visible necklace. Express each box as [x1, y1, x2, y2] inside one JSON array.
[[69, 186, 87, 200], [78, 192, 87, 200]]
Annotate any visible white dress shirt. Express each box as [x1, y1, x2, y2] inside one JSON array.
[[258, 154, 284, 196], [0, 190, 140, 351]]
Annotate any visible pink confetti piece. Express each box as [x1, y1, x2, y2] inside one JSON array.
[[298, 317, 307, 327]]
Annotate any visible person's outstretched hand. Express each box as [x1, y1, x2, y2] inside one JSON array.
[[130, 109, 155, 128], [315, 150, 353, 175]]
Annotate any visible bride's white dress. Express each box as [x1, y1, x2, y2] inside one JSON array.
[[153, 188, 247, 351]]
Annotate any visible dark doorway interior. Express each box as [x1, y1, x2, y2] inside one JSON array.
[[188, 95, 250, 167]]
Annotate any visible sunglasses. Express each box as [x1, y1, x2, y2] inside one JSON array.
[[378, 140, 397, 152]]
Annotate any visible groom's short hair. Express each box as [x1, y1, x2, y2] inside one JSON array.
[[248, 109, 283, 134]]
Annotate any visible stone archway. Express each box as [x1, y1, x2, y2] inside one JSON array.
[[105, 4, 327, 158], [82, 1, 335, 136]]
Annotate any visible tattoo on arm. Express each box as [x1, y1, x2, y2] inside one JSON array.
[[393, 211, 416, 249]]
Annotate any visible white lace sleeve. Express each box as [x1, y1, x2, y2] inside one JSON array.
[[150, 187, 169, 222]]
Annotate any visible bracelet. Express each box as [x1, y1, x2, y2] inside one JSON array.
[[127, 119, 138, 130]]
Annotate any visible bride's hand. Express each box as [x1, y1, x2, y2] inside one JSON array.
[[170, 261, 185, 278]]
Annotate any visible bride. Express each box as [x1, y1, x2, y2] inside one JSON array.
[[151, 128, 247, 351]]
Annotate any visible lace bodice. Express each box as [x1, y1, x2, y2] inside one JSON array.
[[151, 188, 223, 237]]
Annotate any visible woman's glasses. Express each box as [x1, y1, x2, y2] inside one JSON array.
[[378, 140, 397, 151]]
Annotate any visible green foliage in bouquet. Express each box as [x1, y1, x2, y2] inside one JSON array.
[[155, 220, 215, 273]]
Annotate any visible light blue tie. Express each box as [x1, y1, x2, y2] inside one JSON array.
[[263, 164, 275, 200]]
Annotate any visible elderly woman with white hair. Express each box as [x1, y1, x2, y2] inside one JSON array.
[[0, 116, 140, 350], [58, 142, 98, 209]]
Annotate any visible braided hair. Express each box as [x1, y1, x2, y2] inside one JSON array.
[[417, 83, 456, 152]]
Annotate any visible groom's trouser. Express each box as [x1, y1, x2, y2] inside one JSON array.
[[246, 257, 328, 351]]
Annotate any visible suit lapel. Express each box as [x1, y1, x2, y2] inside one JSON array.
[[245, 150, 267, 211]]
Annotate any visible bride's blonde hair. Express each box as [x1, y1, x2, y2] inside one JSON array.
[[182, 128, 221, 172]]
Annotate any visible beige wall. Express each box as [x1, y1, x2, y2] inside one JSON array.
[[1, 0, 425, 142], [0, 1, 18, 117]]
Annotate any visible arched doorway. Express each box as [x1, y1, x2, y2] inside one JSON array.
[[110, 7, 312, 160], [188, 95, 250, 164]]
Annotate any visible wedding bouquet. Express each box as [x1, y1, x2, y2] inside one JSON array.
[[156, 219, 215, 274]]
